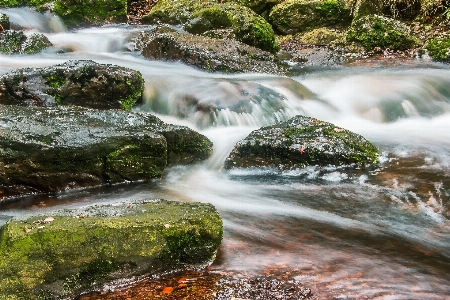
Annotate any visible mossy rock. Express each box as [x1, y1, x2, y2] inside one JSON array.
[[20, 32, 52, 54], [351, 0, 422, 21], [426, 38, 450, 63], [345, 14, 418, 51], [141, 0, 279, 53], [299, 28, 341, 45], [0, 60, 144, 110], [0, 105, 212, 200], [136, 28, 285, 74], [224, 115, 379, 170], [0, 12, 10, 30], [269, 0, 352, 35], [0, 199, 223, 299], [0, 0, 127, 27], [222, 0, 282, 14], [0, 30, 27, 54]]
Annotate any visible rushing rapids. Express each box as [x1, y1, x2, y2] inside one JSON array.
[[0, 8, 450, 299]]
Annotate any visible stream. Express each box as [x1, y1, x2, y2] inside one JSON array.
[[1, 8, 450, 299]]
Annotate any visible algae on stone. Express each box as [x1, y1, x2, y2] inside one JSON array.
[[225, 115, 379, 170], [0, 60, 144, 110], [345, 14, 418, 51], [0, 199, 223, 299], [426, 38, 450, 62], [141, 0, 279, 53], [269, 0, 352, 34]]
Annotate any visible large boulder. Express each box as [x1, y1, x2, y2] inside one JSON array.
[[141, 0, 279, 53], [0, 60, 144, 110], [0, 105, 212, 200], [225, 115, 379, 170], [0, 30, 51, 54], [136, 28, 285, 74], [0, 199, 223, 299], [345, 14, 418, 51], [269, 0, 352, 35]]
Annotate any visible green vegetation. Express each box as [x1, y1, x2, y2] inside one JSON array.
[[426, 38, 450, 62]]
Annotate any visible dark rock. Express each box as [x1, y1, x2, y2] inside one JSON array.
[[225, 115, 379, 170], [0, 12, 10, 30], [345, 14, 418, 51], [0, 105, 212, 200], [19, 32, 52, 54], [269, 0, 352, 35], [0, 199, 223, 299], [141, 0, 279, 53], [135, 28, 285, 74], [0, 60, 144, 110]]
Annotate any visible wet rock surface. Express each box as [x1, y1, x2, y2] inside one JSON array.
[[0, 199, 223, 299], [0, 60, 144, 110], [0, 105, 212, 200], [136, 27, 286, 74], [141, 0, 279, 53], [78, 270, 315, 300], [225, 115, 379, 170], [0, 29, 52, 54]]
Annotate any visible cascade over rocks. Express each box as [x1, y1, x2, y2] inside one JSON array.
[[0, 60, 144, 110], [225, 115, 379, 170], [0, 199, 223, 299], [0, 105, 212, 200], [141, 0, 279, 53], [136, 27, 285, 74]]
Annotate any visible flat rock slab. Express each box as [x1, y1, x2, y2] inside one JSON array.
[[0, 105, 212, 200], [225, 115, 379, 170], [0, 199, 223, 299]]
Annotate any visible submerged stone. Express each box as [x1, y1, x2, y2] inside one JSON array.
[[0, 105, 212, 200], [0, 60, 144, 110], [136, 28, 285, 74], [0, 199, 223, 299], [225, 115, 379, 170]]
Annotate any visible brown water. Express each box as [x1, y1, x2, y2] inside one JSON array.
[[1, 8, 450, 299]]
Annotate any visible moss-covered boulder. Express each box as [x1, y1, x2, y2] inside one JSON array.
[[269, 0, 352, 34], [0, 199, 223, 299], [0, 0, 127, 27], [225, 115, 379, 170], [222, 0, 282, 15], [0, 12, 10, 30], [0, 105, 212, 200], [141, 0, 279, 53], [0, 30, 52, 54], [425, 38, 450, 63], [345, 14, 418, 51], [0, 60, 144, 110], [136, 28, 285, 74], [299, 28, 341, 45]]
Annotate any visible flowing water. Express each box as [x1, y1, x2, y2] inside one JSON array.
[[1, 8, 450, 299]]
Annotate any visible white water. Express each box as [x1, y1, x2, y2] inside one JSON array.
[[1, 8, 450, 299]]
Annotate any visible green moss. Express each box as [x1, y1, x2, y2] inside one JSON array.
[[426, 38, 450, 62], [43, 70, 66, 89], [0, 200, 223, 299], [346, 15, 418, 51], [315, 0, 340, 18]]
